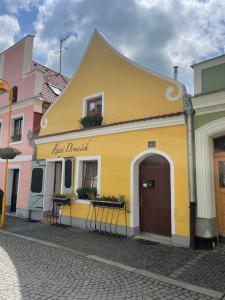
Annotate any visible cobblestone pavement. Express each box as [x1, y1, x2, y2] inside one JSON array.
[[0, 232, 218, 300], [3, 216, 225, 294]]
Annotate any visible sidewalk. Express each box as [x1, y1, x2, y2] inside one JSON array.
[[3, 216, 225, 294]]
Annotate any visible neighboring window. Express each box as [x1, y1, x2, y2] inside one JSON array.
[[87, 96, 102, 117], [0, 122, 2, 144], [31, 168, 43, 193], [82, 161, 98, 188], [48, 83, 61, 96], [214, 136, 225, 153], [219, 161, 225, 188], [12, 86, 18, 103], [11, 117, 23, 142]]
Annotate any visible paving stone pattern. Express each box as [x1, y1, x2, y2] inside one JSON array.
[[4, 216, 225, 294], [0, 233, 215, 300]]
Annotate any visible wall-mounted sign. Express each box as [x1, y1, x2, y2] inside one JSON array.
[[52, 139, 91, 155], [148, 141, 156, 148]]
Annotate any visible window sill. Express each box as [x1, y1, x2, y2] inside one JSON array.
[[76, 199, 91, 204]]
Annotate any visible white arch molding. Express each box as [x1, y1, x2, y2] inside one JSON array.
[[130, 149, 175, 235], [195, 117, 225, 219]]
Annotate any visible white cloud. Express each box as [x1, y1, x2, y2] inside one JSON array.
[[0, 15, 20, 53], [1, 0, 40, 14], [32, 0, 225, 93]]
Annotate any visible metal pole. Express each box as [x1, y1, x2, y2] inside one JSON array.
[[0, 83, 12, 228]]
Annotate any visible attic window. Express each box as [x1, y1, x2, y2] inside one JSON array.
[[48, 83, 61, 95]]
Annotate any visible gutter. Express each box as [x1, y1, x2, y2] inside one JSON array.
[[184, 93, 196, 249]]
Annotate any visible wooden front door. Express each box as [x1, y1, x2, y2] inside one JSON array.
[[139, 157, 171, 236], [214, 153, 225, 236], [11, 169, 19, 212]]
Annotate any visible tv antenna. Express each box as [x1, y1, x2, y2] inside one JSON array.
[[55, 34, 70, 74]]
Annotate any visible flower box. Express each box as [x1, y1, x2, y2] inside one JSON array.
[[0, 147, 21, 159], [91, 199, 125, 208]]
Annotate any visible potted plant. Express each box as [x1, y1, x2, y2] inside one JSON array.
[[76, 187, 97, 199], [92, 195, 126, 208], [79, 114, 103, 128], [0, 147, 21, 159]]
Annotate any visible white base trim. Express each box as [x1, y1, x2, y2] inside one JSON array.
[[0, 155, 32, 162]]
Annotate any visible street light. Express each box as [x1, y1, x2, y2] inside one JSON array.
[[0, 79, 21, 228]]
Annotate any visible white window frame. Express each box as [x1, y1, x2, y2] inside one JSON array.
[[82, 92, 104, 119], [0, 119, 3, 146], [10, 113, 24, 145], [75, 155, 101, 203]]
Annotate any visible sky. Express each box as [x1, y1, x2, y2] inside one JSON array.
[[1, 0, 225, 93]]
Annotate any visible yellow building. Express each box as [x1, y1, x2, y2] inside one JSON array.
[[31, 30, 190, 247]]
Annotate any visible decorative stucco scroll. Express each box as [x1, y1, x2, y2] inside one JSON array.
[[165, 83, 184, 102], [41, 117, 48, 129]]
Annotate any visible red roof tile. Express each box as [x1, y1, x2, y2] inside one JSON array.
[[32, 61, 70, 103]]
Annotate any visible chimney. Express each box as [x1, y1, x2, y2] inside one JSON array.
[[173, 66, 178, 81]]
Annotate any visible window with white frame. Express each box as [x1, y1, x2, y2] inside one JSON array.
[[76, 156, 101, 199], [11, 117, 23, 142]]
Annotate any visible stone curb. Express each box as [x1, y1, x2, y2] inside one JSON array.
[[1, 230, 224, 299]]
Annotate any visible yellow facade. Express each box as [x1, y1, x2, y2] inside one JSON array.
[[35, 30, 190, 246]]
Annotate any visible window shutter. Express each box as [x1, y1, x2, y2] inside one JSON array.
[[63, 158, 73, 194]]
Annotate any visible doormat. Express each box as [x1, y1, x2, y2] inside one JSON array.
[[26, 219, 39, 223], [136, 239, 158, 245]]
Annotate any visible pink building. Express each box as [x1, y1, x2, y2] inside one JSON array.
[[0, 35, 69, 218]]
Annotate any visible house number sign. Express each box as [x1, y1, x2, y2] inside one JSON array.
[[148, 141, 156, 148], [52, 139, 92, 155]]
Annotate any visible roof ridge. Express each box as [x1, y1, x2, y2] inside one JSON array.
[[32, 60, 70, 80]]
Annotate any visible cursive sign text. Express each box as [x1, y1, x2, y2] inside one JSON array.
[[52, 140, 91, 155]]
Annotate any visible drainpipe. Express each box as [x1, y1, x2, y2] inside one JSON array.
[[184, 93, 196, 249]]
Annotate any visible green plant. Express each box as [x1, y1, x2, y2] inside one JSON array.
[[52, 193, 66, 198], [79, 114, 103, 128], [96, 195, 126, 203], [76, 187, 97, 199]]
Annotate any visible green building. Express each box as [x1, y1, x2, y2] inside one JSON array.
[[192, 55, 225, 247]]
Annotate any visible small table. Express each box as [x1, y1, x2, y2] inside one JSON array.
[[46, 197, 72, 226]]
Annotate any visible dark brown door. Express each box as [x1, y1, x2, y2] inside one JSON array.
[[11, 169, 19, 212], [139, 161, 171, 236]]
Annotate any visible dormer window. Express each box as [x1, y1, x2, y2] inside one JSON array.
[[87, 96, 102, 117], [47, 83, 61, 96], [12, 86, 18, 103]]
